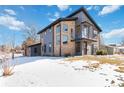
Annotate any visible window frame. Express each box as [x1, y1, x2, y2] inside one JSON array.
[[56, 25, 61, 34], [63, 24, 68, 32], [56, 35, 60, 45]]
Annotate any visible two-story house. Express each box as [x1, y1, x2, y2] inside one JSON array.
[[37, 7, 102, 56]]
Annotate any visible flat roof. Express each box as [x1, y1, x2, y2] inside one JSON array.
[[28, 43, 41, 47]]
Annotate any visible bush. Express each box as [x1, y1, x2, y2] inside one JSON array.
[[1, 55, 15, 76], [96, 50, 107, 55], [64, 53, 71, 57]]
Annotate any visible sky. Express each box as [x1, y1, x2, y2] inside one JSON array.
[[0, 5, 124, 46]]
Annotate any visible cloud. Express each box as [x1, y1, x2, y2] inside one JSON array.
[[69, 8, 72, 12], [99, 5, 121, 16], [20, 6, 25, 10], [54, 12, 60, 18], [87, 6, 93, 11], [3, 9, 16, 16], [48, 18, 56, 22], [47, 5, 52, 7], [103, 28, 124, 39], [86, 5, 100, 11], [57, 5, 69, 11], [47, 12, 60, 22], [0, 15, 28, 31]]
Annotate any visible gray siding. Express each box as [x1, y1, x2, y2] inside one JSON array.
[[41, 28, 53, 56]]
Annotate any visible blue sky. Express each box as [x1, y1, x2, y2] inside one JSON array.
[[0, 5, 124, 46]]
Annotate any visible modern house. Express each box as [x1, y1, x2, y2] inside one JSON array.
[[34, 7, 102, 56]]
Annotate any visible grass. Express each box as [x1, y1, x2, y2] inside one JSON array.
[[119, 83, 124, 87], [114, 66, 124, 73], [65, 55, 124, 66]]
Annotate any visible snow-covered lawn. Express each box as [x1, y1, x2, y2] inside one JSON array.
[[0, 55, 124, 87]]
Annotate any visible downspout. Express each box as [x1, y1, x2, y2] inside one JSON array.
[[60, 23, 62, 56], [52, 26, 54, 56]]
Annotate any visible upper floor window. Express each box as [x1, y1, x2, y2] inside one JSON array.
[[83, 26, 88, 37], [63, 35, 68, 44], [63, 24, 68, 32], [44, 31, 47, 35], [93, 30, 98, 37], [48, 28, 52, 32], [56, 25, 61, 33], [56, 35, 60, 45]]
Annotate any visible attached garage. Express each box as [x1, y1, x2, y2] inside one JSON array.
[[28, 43, 41, 56]]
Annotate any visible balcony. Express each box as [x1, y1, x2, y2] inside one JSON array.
[[75, 30, 97, 42]]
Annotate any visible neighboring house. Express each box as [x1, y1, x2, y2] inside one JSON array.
[[113, 46, 124, 54], [22, 37, 35, 56], [100, 45, 114, 55], [37, 7, 102, 56], [105, 44, 124, 54]]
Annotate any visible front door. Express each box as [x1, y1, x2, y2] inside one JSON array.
[[76, 42, 81, 55], [84, 42, 87, 55]]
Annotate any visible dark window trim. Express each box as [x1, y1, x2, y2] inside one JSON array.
[[63, 41, 68, 44]]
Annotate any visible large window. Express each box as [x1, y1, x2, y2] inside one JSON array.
[[63, 35, 68, 44], [93, 30, 97, 37], [63, 24, 68, 32], [56, 25, 61, 33], [56, 35, 60, 45], [83, 26, 89, 38]]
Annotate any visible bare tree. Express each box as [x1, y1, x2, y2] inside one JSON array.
[[23, 25, 40, 43], [121, 38, 124, 46]]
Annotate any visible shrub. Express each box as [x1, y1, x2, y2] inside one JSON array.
[[96, 50, 107, 55], [1, 55, 15, 76], [64, 53, 71, 57]]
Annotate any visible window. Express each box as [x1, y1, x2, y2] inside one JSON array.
[[63, 24, 68, 32], [48, 28, 52, 32], [44, 31, 47, 35], [34, 48, 37, 53], [44, 44, 46, 53], [71, 28, 74, 39], [93, 30, 97, 37], [56, 35, 60, 45], [63, 35, 68, 44], [49, 42, 52, 52], [83, 26, 89, 38], [56, 25, 60, 33]]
